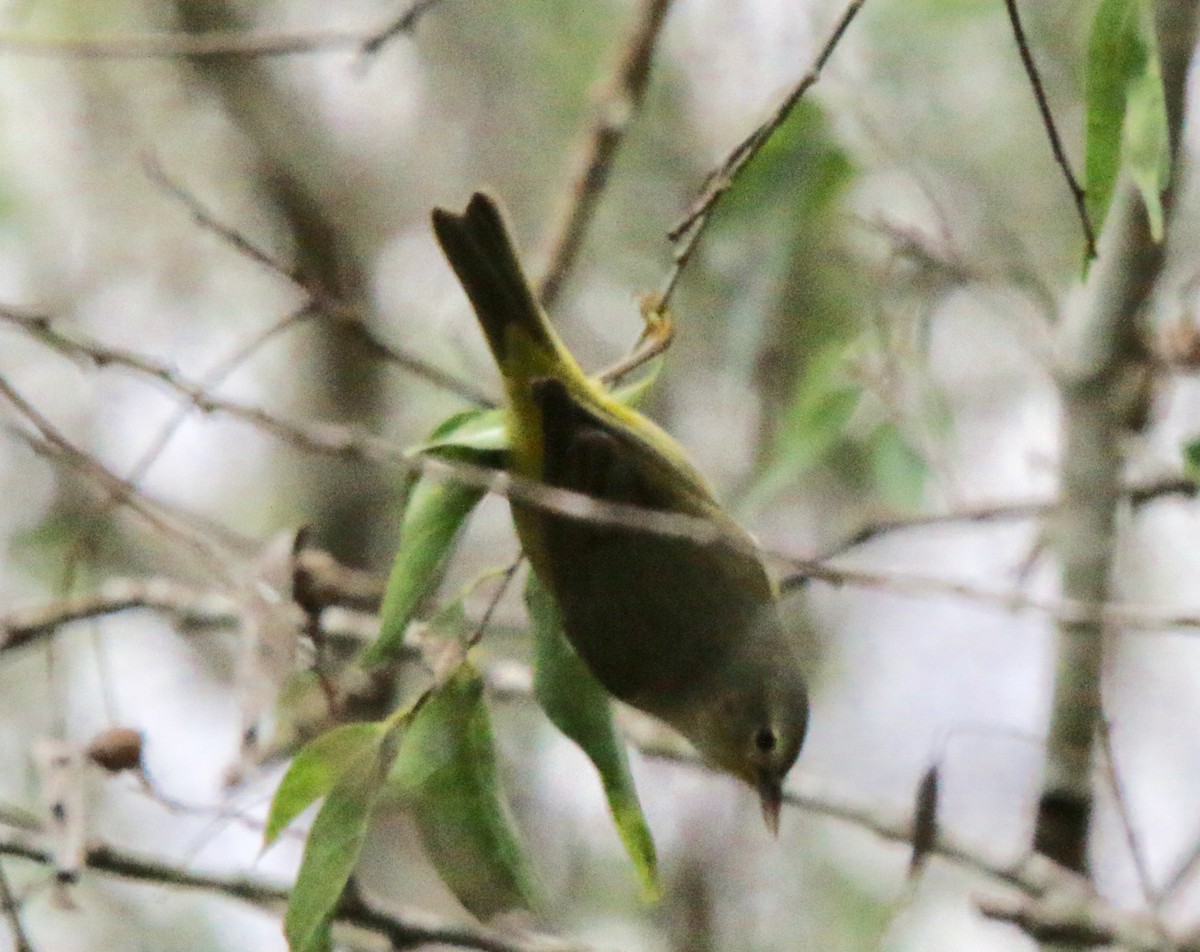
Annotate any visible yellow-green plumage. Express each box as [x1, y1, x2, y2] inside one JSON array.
[[432, 192, 807, 831]]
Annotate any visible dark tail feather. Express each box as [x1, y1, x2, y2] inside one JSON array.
[[431, 192, 556, 365]]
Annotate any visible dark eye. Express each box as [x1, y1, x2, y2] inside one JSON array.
[[754, 727, 777, 754]]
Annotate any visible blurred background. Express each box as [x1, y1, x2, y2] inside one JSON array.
[[2, 0, 1199, 949]]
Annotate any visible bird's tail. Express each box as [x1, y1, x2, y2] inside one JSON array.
[[432, 192, 577, 384]]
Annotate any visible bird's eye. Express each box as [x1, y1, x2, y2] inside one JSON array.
[[754, 727, 777, 754]]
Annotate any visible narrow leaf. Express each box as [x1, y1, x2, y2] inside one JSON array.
[[363, 475, 485, 666], [870, 422, 927, 511], [526, 573, 659, 899], [283, 722, 395, 952], [389, 664, 537, 919], [415, 406, 510, 455], [743, 341, 860, 515], [265, 722, 384, 848], [1085, 0, 1152, 242], [1121, 4, 1169, 241]]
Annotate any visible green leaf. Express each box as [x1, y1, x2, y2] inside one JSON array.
[[363, 474, 486, 666], [389, 665, 537, 919], [283, 721, 395, 952], [1183, 437, 1200, 478], [525, 573, 659, 900], [869, 423, 927, 511], [742, 342, 861, 515], [1086, 0, 1168, 245], [415, 407, 510, 455], [264, 722, 384, 848], [1122, 14, 1169, 240]]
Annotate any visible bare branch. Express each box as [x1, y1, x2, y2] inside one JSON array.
[[976, 891, 1177, 952], [145, 162, 495, 407], [776, 552, 1200, 635], [361, 0, 450, 57], [0, 577, 235, 652], [0, 859, 32, 952], [1002, 0, 1096, 259], [816, 474, 1196, 558], [1, 306, 756, 552], [537, 0, 677, 310], [659, 0, 867, 306], [1098, 721, 1161, 907], [0, 375, 236, 581], [0, 836, 573, 952], [0, 0, 447, 61]]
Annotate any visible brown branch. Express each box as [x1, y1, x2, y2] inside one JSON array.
[[1002, 0, 1096, 260], [0, 376, 236, 581], [465, 557, 523, 649], [360, 0, 450, 57], [816, 474, 1197, 558], [0, 577, 234, 652], [635, 738, 1188, 952], [0, 859, 32, 952], [144, 161, 494, 407], [659, 0, 867, 306], [17, 524, 1200, 687], [0, 837, 572, 952], [537, 0, 677, 311], [0, 0, 446, 61], [1, 307, 754, 552], [776, 552, 1200, 634], [976, 892, 1176, 952]]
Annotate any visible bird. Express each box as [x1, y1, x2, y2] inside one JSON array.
[[431, 191, 808, 832]]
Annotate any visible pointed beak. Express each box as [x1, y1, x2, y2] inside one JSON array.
[[757, 774, 783, 836]]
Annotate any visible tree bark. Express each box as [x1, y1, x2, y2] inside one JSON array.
[[1035, 0, 1199, 899]]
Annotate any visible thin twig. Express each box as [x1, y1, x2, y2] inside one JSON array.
[[1002, 0, 1096, 260], [1160, 828, 1200, 903], [1, 734, 1188, 952], [9, 301, 1200, 636], [0, 307, 748, 551], [659, 0, 867, 307], [0, 577, 231, 651], [0, 0, 446, 61], [596, 299, 675, 385], [976, 892, 1177, 952], [465, 557, 523, 649], [537, 0, 677, 310], [0, 859, 32, 952], [144, 161, 494, 407], [634, 740, 1187, 952], [1098, 720, 1161, 909], [816, 474, 1196, 558], [0, 837, 568, 952], [775, 552, 1200, 635], [361, 0, 450, 56], [0, 376, 235, 581]]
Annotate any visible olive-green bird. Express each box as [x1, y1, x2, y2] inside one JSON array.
[[432, 192, 808, 832]]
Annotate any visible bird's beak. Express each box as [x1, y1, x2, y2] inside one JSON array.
[[757, 773, 783, 836]]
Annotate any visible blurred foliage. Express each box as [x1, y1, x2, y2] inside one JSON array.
[[1085, 0, 1169, 245], [703, 99, 930, 518]]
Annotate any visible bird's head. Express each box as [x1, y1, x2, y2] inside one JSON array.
[[665, 659, 808, 835]]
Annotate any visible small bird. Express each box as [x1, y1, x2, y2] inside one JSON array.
[[432, 192, 808, 832]]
